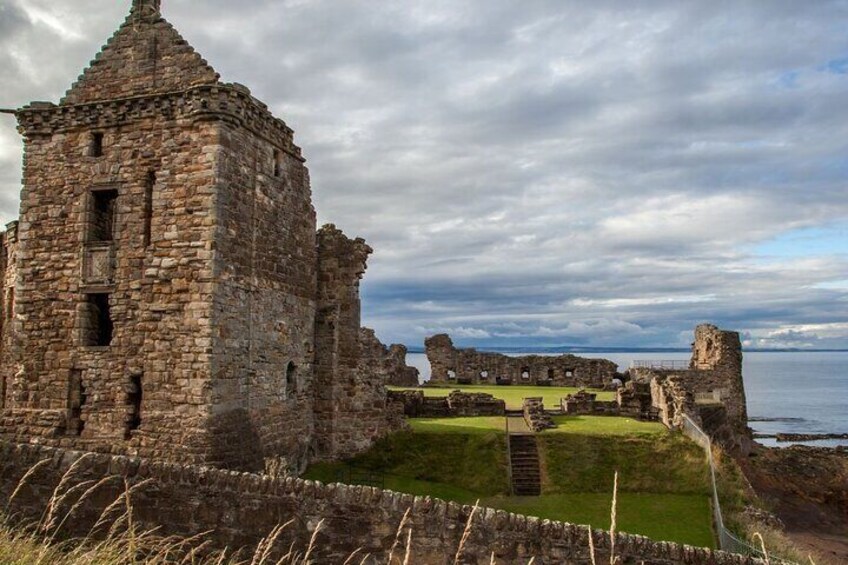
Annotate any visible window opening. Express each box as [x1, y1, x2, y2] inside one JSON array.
[[90, 132, 104, 157], [68, 370, 86, 436], [286, 362, 297, 396], [126, 374, 142, 439], [143, 172, 155, 247], [83, 293, 113, 346], [89, 189, 118, 242]]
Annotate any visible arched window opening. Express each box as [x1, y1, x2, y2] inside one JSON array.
[[521, 367, 530, 380], [480, 370, 489, 380], [447, 369, 457, 380]]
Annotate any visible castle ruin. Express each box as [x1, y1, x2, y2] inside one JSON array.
[[425, 333, 620, 388], [0, 0, 405, 472]]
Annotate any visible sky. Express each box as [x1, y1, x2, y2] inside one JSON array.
[[0, 0, 847, 350]]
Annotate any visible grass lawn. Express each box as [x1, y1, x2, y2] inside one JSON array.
[[303, 416, 716, 548], [483, 493, 714, 549], [389, 384, 615, 409], [409, 417, 507, 434], [547, 415, 666, 436]]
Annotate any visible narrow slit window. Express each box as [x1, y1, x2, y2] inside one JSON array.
[[68, 370, 86, 436], [82, 293, 113, 347], [89, 189, 118, 242], [143, 172, 155, 247], [90, 132, 104, 157], [126, 374, 142, 438], [273, 149, 283, 178], [286, 362, 297, 396], [0, 373, 6, 410]]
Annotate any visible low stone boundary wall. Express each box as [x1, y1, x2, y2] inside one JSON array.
[[388, 390, 505, 418], [0, 440, 762, 564]]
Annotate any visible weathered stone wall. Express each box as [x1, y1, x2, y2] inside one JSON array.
[[60, 1, 219, 105], [0, 95, 221, 463], [359, 328, 420, 387], [314, 226, 400, 461], [388, 390, 505, 418], [0, 223, 17, 413], [0, 440, 763, 565], [425, 334, 619, 388], [208, 113, 317, 472], [632, 325, 751, 453], [0, 0, 397, 473]]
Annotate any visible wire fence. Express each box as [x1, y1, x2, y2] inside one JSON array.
[[680, 415, 794, 563], [630, 360, 691, 370]]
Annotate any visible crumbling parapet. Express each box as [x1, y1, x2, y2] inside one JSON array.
[[425, 333, 619, 388], [360, 328, 419, 387]]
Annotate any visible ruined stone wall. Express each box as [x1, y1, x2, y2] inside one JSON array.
[[388, 390, 505, 418], [359, 328, 419, 387], [0, 101, 219, 464], [314, 226, 397, 460], [631, 325, 751, 453], [0, 440, 763, 565], [425, 334, 618, 388], [208, 116, 317, 472]]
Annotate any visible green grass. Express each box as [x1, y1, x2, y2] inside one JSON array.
[[547, 415, 666, 436], [303, 417, 716, 548], [389, 384, 615, 409], [539, 433, 710, 495], [408, 417, 508, 434], [303, 429, 510, 497], [484, 493, 715, 549]]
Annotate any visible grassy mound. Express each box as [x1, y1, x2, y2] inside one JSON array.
[[305, 416, 717, 547], [305, 428, 510, 500]]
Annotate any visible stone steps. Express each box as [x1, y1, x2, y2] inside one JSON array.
[[509, 434, 541, 496]]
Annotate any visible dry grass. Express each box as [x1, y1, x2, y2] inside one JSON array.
[[0, 461, 513, 565]]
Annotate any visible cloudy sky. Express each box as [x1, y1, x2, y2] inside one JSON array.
[[1, 0, 847, 349]]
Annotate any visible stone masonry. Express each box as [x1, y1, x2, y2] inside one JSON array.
[[632, 324, 752, 454], [425, 333, 619, 388], [0, 440, 765, 565], [0, 0, 401, 472], [359, 328, 420, 387]]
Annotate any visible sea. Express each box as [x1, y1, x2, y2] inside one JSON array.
[[405, 351, 848, 448]]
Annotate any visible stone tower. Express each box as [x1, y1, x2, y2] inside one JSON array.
[[0, 0, 396, 471]]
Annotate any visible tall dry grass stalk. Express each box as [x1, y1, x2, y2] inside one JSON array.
[[587, 525, 597, 565], [609, 471, 619, 565], [387, 507, 411, 564], [453, 500, 479, 565], [6, 458, 51, 510], [752, 532, 770, 565]]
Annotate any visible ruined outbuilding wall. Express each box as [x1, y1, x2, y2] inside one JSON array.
[[314, 226, 398, 461], [425, 334, 618, 388], [359, 328, 420, 387], [0, 440, 763, 565]]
